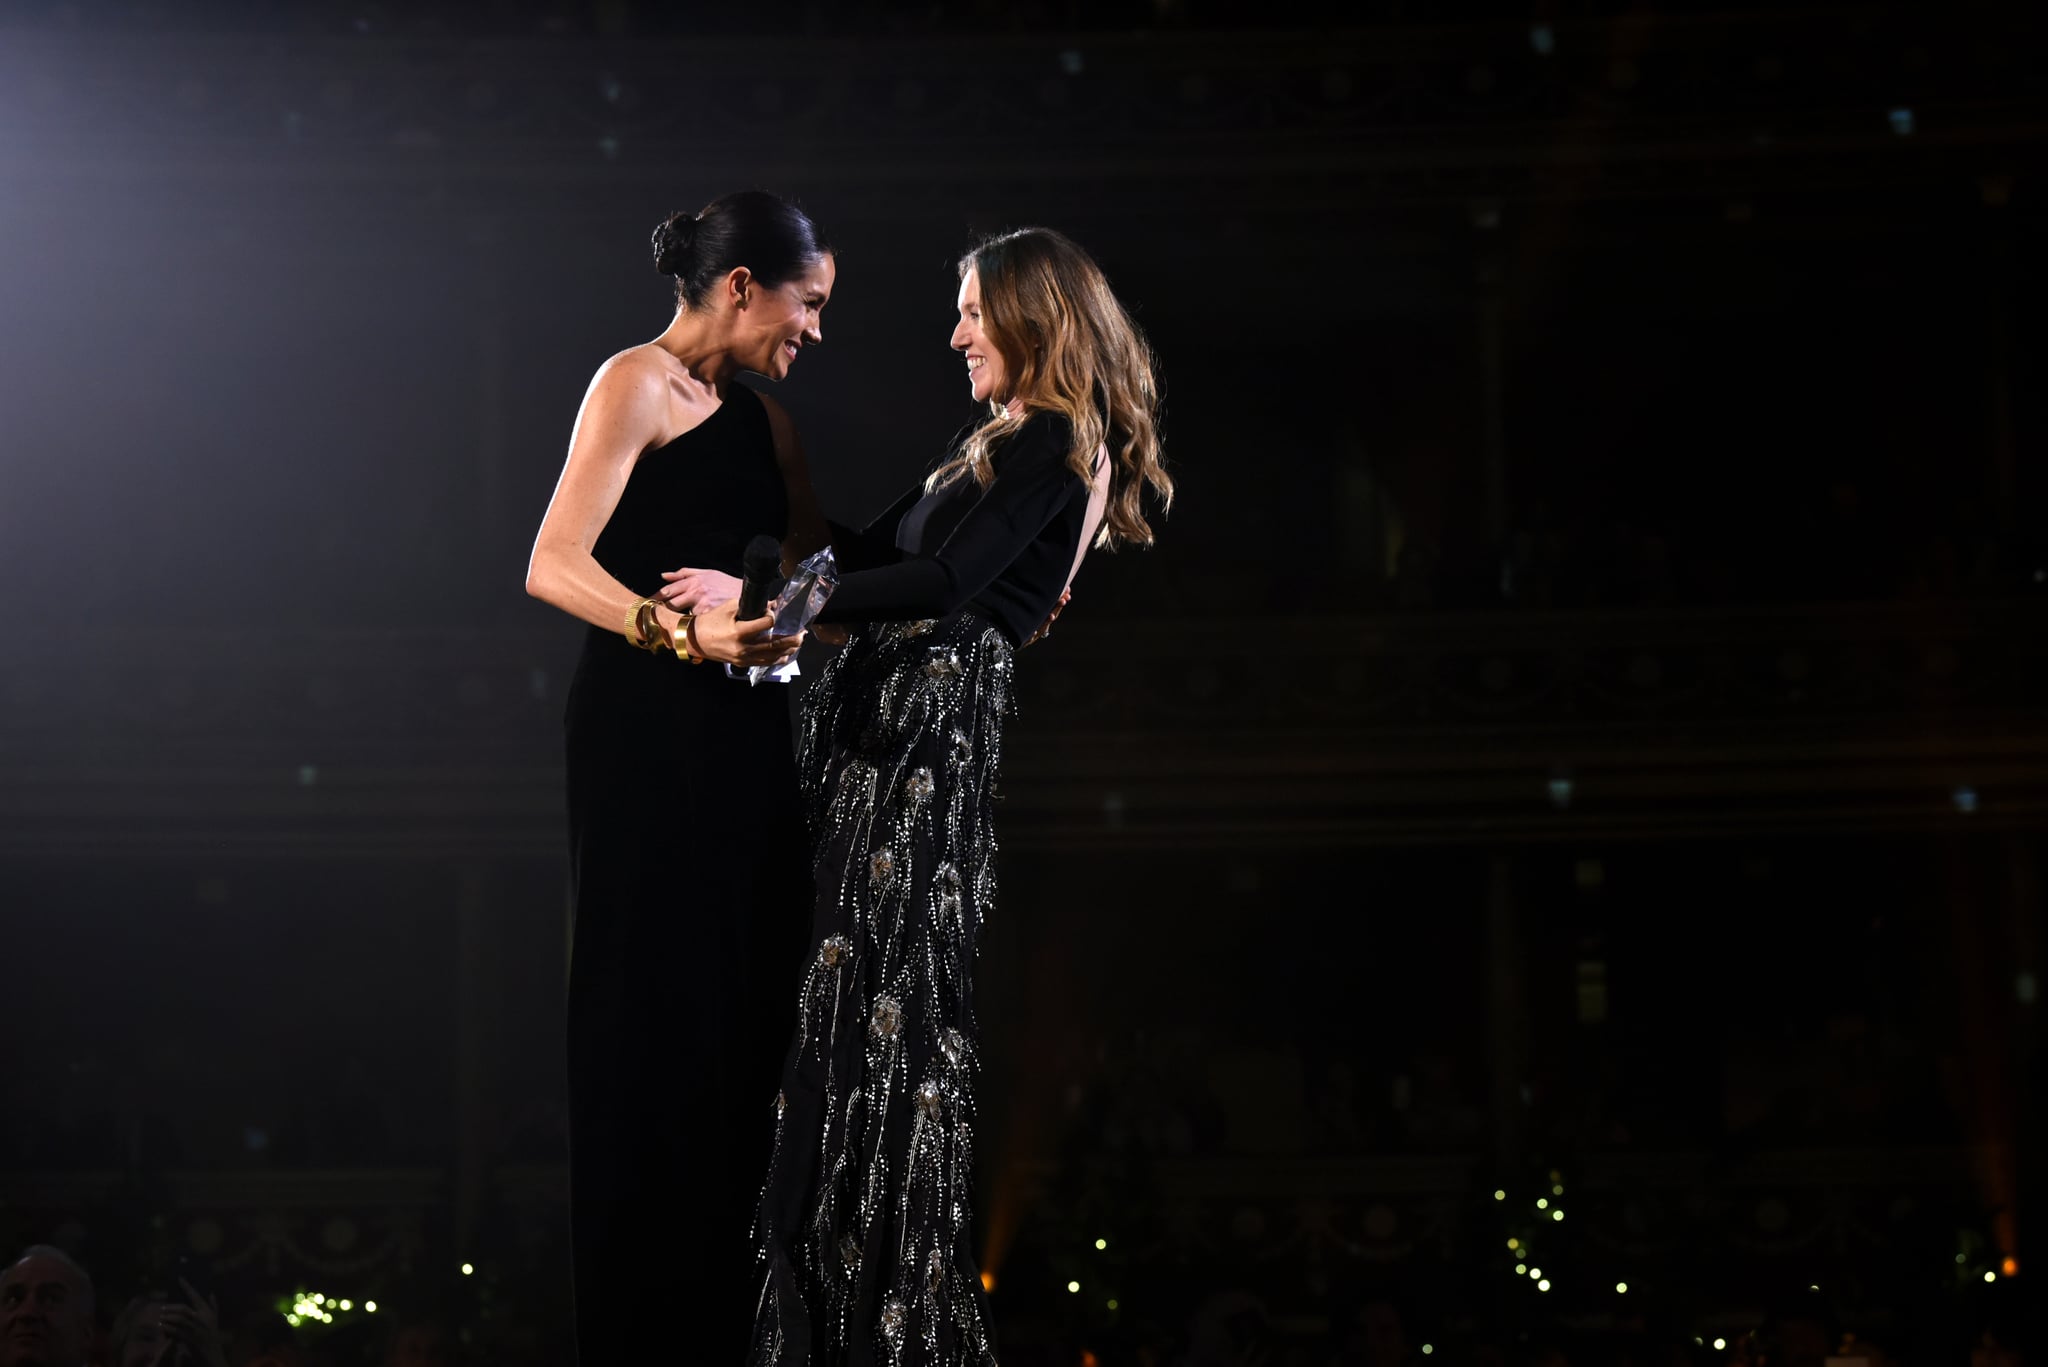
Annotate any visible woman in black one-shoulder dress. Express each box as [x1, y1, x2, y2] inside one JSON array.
[[524, 191, 837, 1367], [723, 228, 1174, 1367]]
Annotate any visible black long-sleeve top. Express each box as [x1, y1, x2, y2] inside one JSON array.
[[818, 411, 1090, 647]]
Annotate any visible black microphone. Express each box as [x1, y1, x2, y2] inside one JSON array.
[[736, 534, 785, 620]]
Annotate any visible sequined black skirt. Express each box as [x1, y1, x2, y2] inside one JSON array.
[[750, 609, 1014, 1367]]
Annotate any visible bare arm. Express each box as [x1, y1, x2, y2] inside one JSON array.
[[524, 351, 671, 630], [524, 354, 794, 667]]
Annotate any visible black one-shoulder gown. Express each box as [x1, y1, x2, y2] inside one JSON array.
[[562, 382, 809, 1365]]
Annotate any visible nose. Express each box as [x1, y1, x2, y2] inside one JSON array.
[[950, 320, 971, 351], [803, 318, 822, 345]]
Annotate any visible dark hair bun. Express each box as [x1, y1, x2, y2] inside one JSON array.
[[652, 212, 698, 276], [651, 191, 830, 307]]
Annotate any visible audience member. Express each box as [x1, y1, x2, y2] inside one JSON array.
[[0, 1247, 93, 1367], [108, 1283, 226, 1367]]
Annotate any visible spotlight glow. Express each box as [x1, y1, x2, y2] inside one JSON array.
[[461, 1264, 474, 1276], [1538, 1279, 1551, 1292], [1094, 1238, 1107, 1251], [1617, 1282, 1629, 1294], [1067, 1281, 1081, 1294]]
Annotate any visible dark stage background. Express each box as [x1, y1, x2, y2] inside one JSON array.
[[1, 2, 2045, 1365]]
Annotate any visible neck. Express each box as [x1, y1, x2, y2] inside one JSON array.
[[655, 310, 740, 389]]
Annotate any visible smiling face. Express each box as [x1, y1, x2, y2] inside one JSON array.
[[951, 267, 1009, 407], [737, 253, 834, 381]]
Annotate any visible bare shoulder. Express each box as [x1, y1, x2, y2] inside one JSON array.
[[589, 343, 677, 402], [584, 344, 724, 451]]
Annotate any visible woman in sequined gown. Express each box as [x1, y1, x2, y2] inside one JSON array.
[[524, 192, 840, 1367], [742, 228, 1171, 1366]]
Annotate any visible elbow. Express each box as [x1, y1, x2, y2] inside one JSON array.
[[524, 553, 557, 606]]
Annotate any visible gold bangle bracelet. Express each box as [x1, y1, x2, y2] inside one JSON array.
[[634, 597, 666, 652], [672, 613, 700, 664], [623, 597, 651, 646]]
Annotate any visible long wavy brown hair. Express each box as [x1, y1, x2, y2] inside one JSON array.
[[928, 228, 1171, 548]]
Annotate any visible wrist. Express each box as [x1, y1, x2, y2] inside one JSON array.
[[655, 606, 703, 664], [624, 595, 662, 650]]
